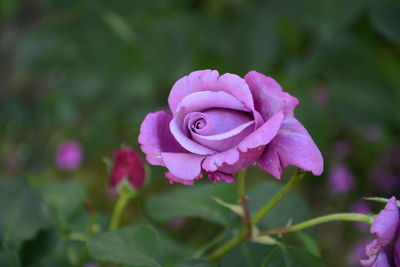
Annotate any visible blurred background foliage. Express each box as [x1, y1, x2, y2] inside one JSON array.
[[1, 0, 400, 266]]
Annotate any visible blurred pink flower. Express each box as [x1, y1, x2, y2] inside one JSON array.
[[328, 163, 355, 195], [55, 140, 83, 171]]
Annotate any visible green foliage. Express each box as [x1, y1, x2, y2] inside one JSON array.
[[247, 181, 312, 229], [87, 225, 163, 266], [145, 183, 237, 226], [0, 179, 53, 250], [262, 246, 325, 267]]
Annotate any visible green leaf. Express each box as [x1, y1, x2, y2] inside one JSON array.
[[87, 225, 163, 267], [370, 0, 400, 44], [177, 258, 212, 267], [145, 183, 237, 226], [247, 181, 313, 230], [220, 241, 274, 267], [0, 179, 53, 249], [31, 179, 85, 223], [262, 246, 325, 267]]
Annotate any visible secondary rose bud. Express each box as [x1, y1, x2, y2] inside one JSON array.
[[109, 147, 146, 192]]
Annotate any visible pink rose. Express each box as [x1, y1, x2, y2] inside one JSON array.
[[138, 70, 323, 185]]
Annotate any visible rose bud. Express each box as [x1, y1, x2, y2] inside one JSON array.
[[108, 147, 146, 194], [55, 140, 83, 171], [139, 70, 323, 185]]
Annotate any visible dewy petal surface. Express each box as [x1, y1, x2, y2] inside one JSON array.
[[244, 71, 299, 120], [202, 112, 284, 173], [161, 153, 205, 180], [168, 70, 254, 113], [257, 117, 323, 179], [139, 111, 187, 166]]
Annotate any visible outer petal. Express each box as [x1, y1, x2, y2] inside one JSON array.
[[257, 117, 323, 179], [138, 111, 186, 166], [208, 172, 235, 184], [165, 172, 200, 186], [168, 70, 254, 113], [360, 251, 390, 267], [366, 197, 399, 256], [202, 112, 284, 173], [244, 71, 299, 120], [394, 229, 400, 267], [161, 153, 205, 180]]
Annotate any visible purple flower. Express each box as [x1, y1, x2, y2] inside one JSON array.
[[327, 163, 355, 195], [55, 140, 83, 171], [361, 197, 399, 266], [349, 239, 372, 266], [138, 70, 323, 184], [109, 148, 146, 192]]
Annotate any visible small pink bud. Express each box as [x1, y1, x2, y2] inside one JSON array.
[[109, 147, 146, 192]]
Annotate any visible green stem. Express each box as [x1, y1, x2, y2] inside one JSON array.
[[208, 228, 249, 262], [208, 169, 305, 262], [110, 193, 135, 230], [251, 169, 305, 225], [261, 213, 373, 235], [236, 169, 252, 235]]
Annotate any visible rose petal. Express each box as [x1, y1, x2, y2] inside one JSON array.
[[257, 117, 323, 179], [367, 197, 399, 255], [165, 172, 199, 185], [208, 172, 235, 183], [202, 112, 284, 173], [139, 111, 187, 166], [170, 118, 216, 155], [161, 152, 205, 180], [168, 70, 254, 113], [360, 251, 390, 267], [192, 121, 255, 152], [244, 71, 299, 120], [187, 109, 252, 136]]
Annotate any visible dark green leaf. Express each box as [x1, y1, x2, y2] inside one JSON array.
[[262, 246, 325, 267], [87, 225, 163, 267], [0, 179, 53, 249], [370, 0, 400, 44], [145, 183, 237, 226]]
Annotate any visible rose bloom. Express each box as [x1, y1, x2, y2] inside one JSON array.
[[139, 70, 323, 185], [109, 147, 146, 191], [361, 197, 400, 267], [55, 140, 83, 171]]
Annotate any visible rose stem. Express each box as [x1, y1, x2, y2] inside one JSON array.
[[110, 192, 136, 230], [260, 213, 373, 236], [208, 169, 305, 262], [236, 169, 252, 236]]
